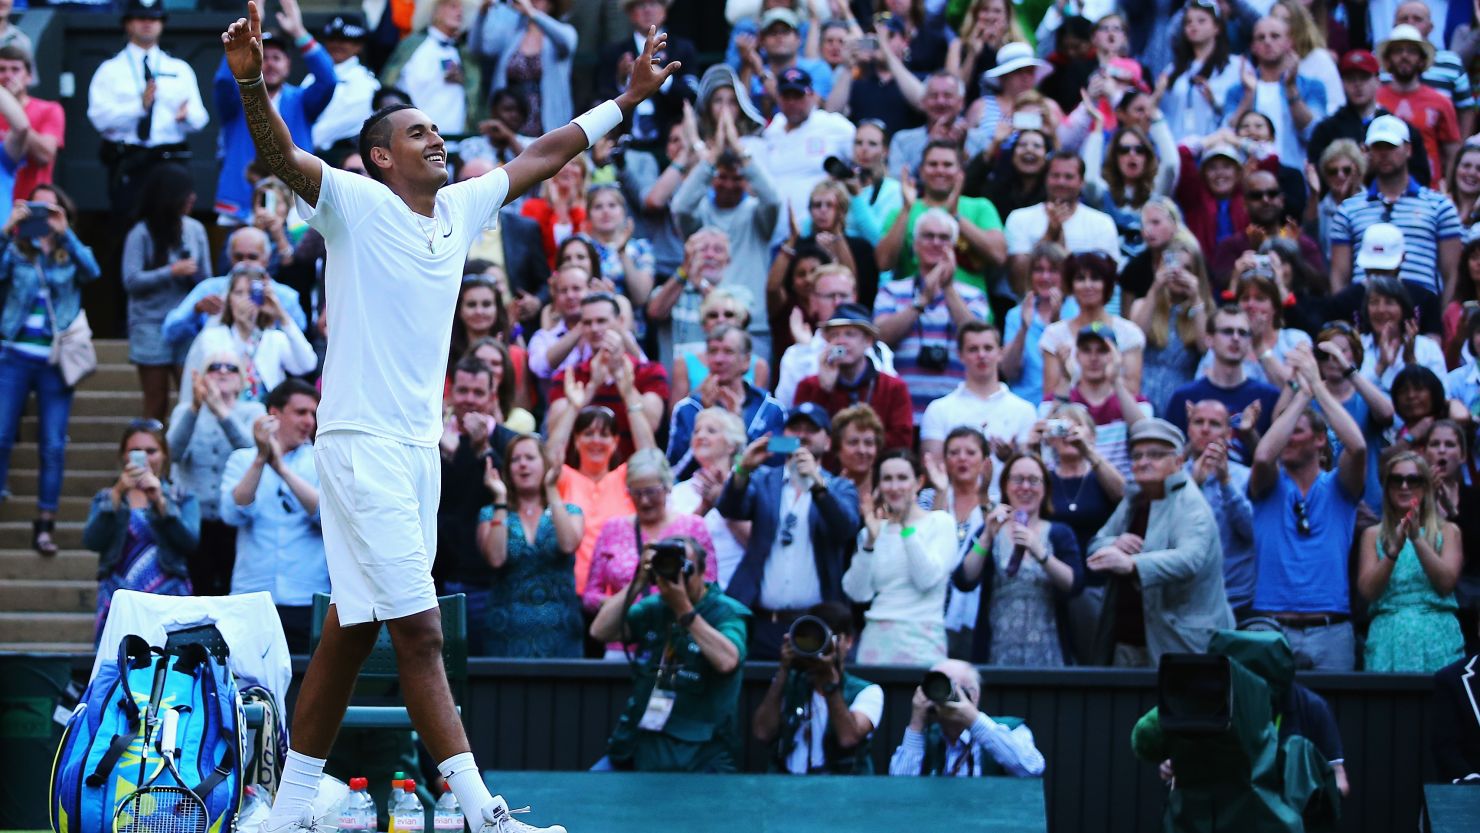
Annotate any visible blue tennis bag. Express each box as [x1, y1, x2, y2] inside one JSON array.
[[50, 630, 245, 833]]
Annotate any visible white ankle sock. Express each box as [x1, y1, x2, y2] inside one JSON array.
[[265, 749, 326, 827], [439, 752, 498, 819]]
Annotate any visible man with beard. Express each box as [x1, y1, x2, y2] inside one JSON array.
[[879, 140, 1008, 293], [1308, 49, 1431, 188], [1376, 23, 1460, 188], [1208, 170, 1325, 290]]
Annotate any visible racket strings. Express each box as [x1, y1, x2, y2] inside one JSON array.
[[115, 787, 208, 833]]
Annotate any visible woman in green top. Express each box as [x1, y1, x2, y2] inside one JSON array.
[[1357, 451, 1465, 673]]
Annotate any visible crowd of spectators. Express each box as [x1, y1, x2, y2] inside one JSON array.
[[5, 0, 1480, 780]]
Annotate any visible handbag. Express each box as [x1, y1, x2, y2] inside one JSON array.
[[40, 283, 97, 387]]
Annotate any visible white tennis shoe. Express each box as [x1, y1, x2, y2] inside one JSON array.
[[477, 798, 567, 833]]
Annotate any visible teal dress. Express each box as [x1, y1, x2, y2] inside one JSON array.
[[479, 502, 585, 658], [1365, 530, 1465, 673]]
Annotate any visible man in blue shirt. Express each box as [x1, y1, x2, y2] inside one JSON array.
[[1247, 346, 1367, 671], [212, 0, 336, 222], [1165, 305, 1280, 445], [666, 323, 785, 475], [220, 379, 325, 652]]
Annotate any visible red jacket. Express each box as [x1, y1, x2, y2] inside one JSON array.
[[520, 198, 588, 269], [794, 370, 915, 452], [1175, 145, 1279, 259]]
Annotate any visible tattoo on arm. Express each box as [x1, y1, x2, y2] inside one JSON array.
[[239, 81, 320, 205]]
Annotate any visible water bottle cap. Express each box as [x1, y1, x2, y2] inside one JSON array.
[[404, 779, 417, 790], [394, 771, 407, 780], [441, 782, 452, 793], [350, 777, 368, 791]]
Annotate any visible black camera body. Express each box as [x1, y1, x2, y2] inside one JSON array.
[[917, 344, 951, 372], [921, 670, 958, 705], [650, 539, 694, 583], [822, 155, 857, 180], [787, 615, 834, 659]]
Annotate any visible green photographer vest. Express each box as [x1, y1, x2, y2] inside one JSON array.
[[920, 716, 1027, 776], [771, 670, 875, 775]]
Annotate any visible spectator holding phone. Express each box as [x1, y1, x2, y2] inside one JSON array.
[[86, 419, 198, 639], [0, 185, 99, 557], [1357, 451, 1464, 672], [182, 266, 316, 406]]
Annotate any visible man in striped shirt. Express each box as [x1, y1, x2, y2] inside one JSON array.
[[1329, 115, 1462, 334]]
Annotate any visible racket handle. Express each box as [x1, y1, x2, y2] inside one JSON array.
[[160, 708, 179, 758]]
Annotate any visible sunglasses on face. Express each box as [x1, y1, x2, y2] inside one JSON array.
[[1325, 165, 1355, 177], [1389, 473, 1427, 489], [128, 418, 164, 432], [206, 362, 240, 374], [1246, 189, 1282, 201], [1116, 144, 1149, 156]]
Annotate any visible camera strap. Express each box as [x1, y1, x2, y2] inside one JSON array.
[[946, 737, 976, 777]]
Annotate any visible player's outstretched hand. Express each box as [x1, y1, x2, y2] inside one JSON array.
[[623, 26, 681, 104], [223, 1, 264, 81]]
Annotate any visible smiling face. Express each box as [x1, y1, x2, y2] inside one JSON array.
[[838, 422, 880, 478], [473, 343, 505, 388], [691, 411, 738, 466], [1322, 153, 1360, 195], [576, 419, 617, 468], [1004, 456, 1046, 512], [1201, 157, 1239, 198], [1385, 456, 1428, 514], [1394, 381, 1433, 424], [878, 456, 923, 512], [922, 75, 963, 123], [1013, 131, 1048, 176], [920, 146, 963, 199], [1366, 290, 1404, 333], [505, 436, 546, 493], [271, 393, 319, 450], [913, 215, 954, 271], [459, 285, 498, 339], [1185, 400, 1230, 457], [370, 109, 448, 188], [1071, 269, 1108, 310], [1045, 157, 1083, 203], [550, 267, 590, 318], [204, 350, 245, 401], [1455, 148, 1480, 197], [628, 469, 671, 523], [1029, 257, 1062, 297], [450, 368, 492, 420]]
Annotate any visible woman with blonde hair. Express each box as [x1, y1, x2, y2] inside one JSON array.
[[1357, 451, 1464, 672], [668, 407, 750, 589], [1119, 196, 1191, 302], [1130, 237, 1213, 414], [1306, 139, 1367, 260], [669, 286, 769, 404], [1271, 0, 1343, 110]]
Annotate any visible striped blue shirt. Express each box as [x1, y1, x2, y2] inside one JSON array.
[[7, 288, 52, 360], [873, 276, 991, 424], [1330, 178, 1461, 295]]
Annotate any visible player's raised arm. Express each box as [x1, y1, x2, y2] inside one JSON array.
[[223, 0, 322, 205], [501, 25, 680, 202]]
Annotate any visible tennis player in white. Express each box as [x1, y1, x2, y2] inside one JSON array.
[[222, 4, 679, 831]]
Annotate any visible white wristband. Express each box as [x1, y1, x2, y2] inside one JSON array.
[[572, 100, 623, 149]]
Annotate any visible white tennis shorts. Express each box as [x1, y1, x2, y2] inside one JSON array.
[[315, 431, 441, 626]]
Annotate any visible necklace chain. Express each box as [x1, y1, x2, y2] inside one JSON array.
[[413, 210, 437, 252]]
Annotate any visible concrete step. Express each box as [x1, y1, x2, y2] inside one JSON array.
[[0, 520, 86, 549], [70, 390, 147, 418], [94, 340, 130, 364], [7, 469, 114, 498], [0, 611, 94, 645], [0, 496, 92, 522], [0, 641, 93, 654], [5, 441, 128, 471], [0, 549, 96, 581], [0, 579, 95, 612], [20, 415, 143, 443]]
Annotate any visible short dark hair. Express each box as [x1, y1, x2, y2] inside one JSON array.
[[922, 139, 964, 165], [954, 319, 999, 351], [1046, 150, 1086, 177], [715, 149, 745, 170], [0, 44, 32, 72], [452, 356, 494, 387], [266, 378, 320, 412], [371, 87, 411, 111], [359, 103, 414, 181], [875, 448, 923, 483], [580, 291, 621, 317], [805, 600, 857, 638], [1206, 303, 1247, 335], [1062, 251, 1117, 301]]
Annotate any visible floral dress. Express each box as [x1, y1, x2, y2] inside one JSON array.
[[986, 523, 1064, 667], [1365, 530, 1465, 673], [480, 503, 585, 658]]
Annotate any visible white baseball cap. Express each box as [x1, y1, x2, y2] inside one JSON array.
[[1356, 223, 1405, 271], [1365, 114, 1409, 147]]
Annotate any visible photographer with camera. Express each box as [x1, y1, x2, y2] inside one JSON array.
[[752, 601, 882, 775], [792, 303, 914, 453], [888, 659, 1045, 777], [590, 535, 749, 772]]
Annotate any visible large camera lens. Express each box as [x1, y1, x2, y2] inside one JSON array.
[[788, 615, 833, 658], [650, 541, 688, 582], [822, 155, 853, 180], [921, 670, 956, 705]]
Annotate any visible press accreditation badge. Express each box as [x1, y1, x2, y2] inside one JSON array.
[[638, 688, 676, 731]]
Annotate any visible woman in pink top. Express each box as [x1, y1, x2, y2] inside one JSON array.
[[582, 448, 716, 658], [548, 358, 656, 594]]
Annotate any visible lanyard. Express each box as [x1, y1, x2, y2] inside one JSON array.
[[947, 739, 976, 777]]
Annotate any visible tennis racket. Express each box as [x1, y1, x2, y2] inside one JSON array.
[[113, 708, 208, 833]]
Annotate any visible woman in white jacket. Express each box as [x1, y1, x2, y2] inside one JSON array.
[[182, 266, 316, 408], [844, 449, 957, 666]]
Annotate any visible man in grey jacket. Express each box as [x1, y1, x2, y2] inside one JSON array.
[[1086, 418, 1235, 667]]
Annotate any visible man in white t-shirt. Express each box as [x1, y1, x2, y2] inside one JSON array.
[[1004, 153, 1122, 290], [761, 66, 856, 244], [921, 321, 1036, 463], [223, 6, 679, 832]]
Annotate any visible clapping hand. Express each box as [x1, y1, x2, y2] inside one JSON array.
[[562, 367, 593, 410], [462, 411, 492, 448], [252, 414, 282, 465], [923, 452, 949, 494], [483, 456, 507, 501]]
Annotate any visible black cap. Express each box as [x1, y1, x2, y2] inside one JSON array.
[[786, 402, 832, 433], [122, 0, 167, 21], [258, 30, 290, 53], [1076, 320, 1118, 347], [777, 66, 812, 94], [321, 14, 368, 42]]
